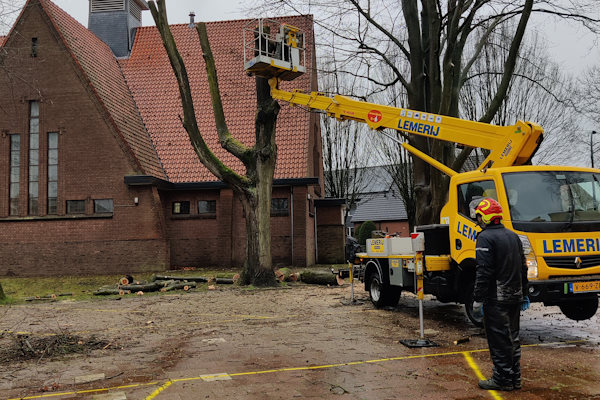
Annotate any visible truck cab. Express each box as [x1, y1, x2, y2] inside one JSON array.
[[443, 166, 600, 321]]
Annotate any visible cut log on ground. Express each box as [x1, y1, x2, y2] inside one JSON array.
[[275, 268, 300, 282], [152, 275, 209, 283], [119, 276, 134, 285], [118, 282, 162, 292], [94, 289, 131, 296], [299, 270, 341, 286], [160, 282, 197, 292], [275, 268, 293, 282]]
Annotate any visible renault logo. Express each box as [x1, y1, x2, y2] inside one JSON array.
[[574, 256, 582, 268]]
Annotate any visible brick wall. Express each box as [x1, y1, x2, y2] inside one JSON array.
[[315, 202, 345, 264], [0, 5, 169, 276], [162, 186, 314, 268], [354, 220, 410, 237], [0, 4, 321, 276], [316, 225, 345, 264]]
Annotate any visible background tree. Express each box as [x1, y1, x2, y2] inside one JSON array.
[[460, 26, 581, 166], [250, 0, 600, 224], [0, 1, 22, 32], [578, 66, 600, 167], [357, 220, 376, 246], [149, 0, 278, 286], [320, 58, 373, 220]]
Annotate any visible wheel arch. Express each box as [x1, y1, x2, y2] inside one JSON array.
[[363, 259, 386, 291]]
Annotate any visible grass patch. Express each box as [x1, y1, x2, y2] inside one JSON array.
[[0, 268, 240, 304]]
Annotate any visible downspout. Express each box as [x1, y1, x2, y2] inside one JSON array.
[[290, 186, 294, 265], [314, 202, 318, 264]]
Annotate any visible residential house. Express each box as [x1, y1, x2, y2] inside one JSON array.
[[327, 165, 410, 237]]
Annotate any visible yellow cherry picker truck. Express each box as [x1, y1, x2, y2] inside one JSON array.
[[243, 19, 600, 326]]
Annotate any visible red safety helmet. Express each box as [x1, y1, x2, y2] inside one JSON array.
[[475, 198, 503, 225]]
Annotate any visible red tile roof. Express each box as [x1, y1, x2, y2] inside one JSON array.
[[121, 16, 316, 183], [38, 0, 166, 179]]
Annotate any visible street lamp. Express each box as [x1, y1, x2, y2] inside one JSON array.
[[591, 130, 597, 169]]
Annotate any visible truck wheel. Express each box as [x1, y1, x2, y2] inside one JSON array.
[[559, 296, 599, 321], [465, 292, 484, 328], [368, 270, 401, 308]]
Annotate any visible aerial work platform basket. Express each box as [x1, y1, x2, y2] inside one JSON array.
[[243, 18, 306, 81]]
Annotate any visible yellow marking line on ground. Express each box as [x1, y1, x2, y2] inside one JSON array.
[[145, 339, 585, 399], [7, 382, 159, 400], [463, 352, 503, 400], [145, 380, 173, 400], [7, 340, 585, 400]]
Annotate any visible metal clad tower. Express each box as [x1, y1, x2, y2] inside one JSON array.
[[88, 0, 149, 57]]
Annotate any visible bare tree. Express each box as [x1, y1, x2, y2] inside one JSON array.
[[0, 0, 24, 35], [578, 66, 600, 167], [249, 0, 600, 224], [149, 1, 279, 286], [320, 58, 372, 211], [460, 25, 582, 166]]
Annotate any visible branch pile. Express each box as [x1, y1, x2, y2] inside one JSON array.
[[93, 274, 239, 296]]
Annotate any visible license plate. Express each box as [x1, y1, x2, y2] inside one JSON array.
[[569, 281, 600, 293]]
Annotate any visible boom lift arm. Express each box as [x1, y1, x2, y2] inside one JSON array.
[[268, 78, 544, 174]]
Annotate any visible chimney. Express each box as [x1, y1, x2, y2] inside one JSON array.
[[188, 11, 196, 28], [88, 0, 149, 57]]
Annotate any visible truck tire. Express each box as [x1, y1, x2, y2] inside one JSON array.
[[368, 269, 401, 308], [559, 296, 599, 321]]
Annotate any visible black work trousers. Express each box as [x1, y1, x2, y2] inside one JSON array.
[[483, 301, 521, 385]]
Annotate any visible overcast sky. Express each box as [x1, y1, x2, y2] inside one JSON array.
[[53, 0, 247, 24], [3, 0, 599, 73]]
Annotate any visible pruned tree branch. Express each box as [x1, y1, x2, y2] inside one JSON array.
[[197, 23, 253, 164], [148, 0, 248, 187]]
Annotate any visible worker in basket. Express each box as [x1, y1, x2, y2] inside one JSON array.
[[472, 198, 529, 391]]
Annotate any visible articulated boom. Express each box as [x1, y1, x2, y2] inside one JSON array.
[[268, 79, 544, 173], [243, 18, 544, 173]]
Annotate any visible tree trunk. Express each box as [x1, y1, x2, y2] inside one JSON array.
[[238, 77, 279, 287], [149, 3, 280, 287], [239, 192, 278, 286], [0, 282, 6, 301]]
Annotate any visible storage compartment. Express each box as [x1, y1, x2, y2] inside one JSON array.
[[416, 224, 450, 255], [389, 237, 413, 255]]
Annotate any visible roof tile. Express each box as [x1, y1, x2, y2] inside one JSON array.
[[121, 16, 315, 183], [39, 0, 166, 179]]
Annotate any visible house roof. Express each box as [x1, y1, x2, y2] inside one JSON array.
[[351, 191, 408, 223], [326, 165, 395, 198], [38, 0, 166, 179], [120, 16, 315, 183], [355, 166, 394, 194]]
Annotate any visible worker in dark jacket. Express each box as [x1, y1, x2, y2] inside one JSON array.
[[472, 198, 529, 391]]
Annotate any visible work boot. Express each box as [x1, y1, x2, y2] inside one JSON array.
[[478, 378, 514, 391], [513, 377, 522, 390]]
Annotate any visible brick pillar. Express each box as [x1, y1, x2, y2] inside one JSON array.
[[217, 188, 234, 267], [292, 186, 308, 266], [315, 201, 345, 264]]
